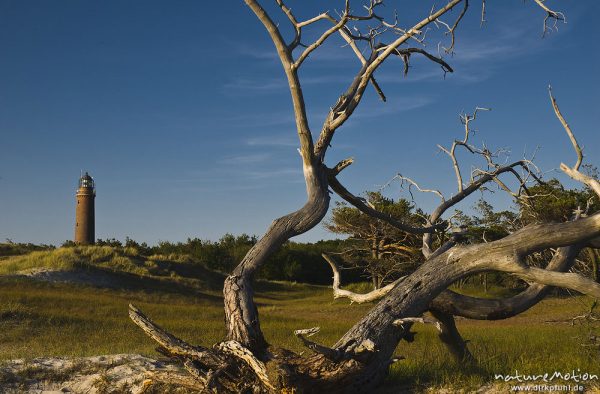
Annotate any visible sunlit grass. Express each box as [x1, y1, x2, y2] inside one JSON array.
[[1, 250, 599, 392], [0, 246, 201, 277], [0, 246, 226, 292]]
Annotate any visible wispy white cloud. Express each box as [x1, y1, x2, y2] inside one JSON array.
[[372, 21, 552, 86], [224, 43, 500, 96], [222, 38, 280, 62], [226, 10, 555, 97], [242, 168, 302, 180], [162, 163, 303, 191], [445, 22, 551, 68], [374, 68, 448, 84], [245, 130, 355, 151], [222, 77, 287, 93], [217, 153, 271, 165], [246, 135, 298, 147], [237, 47, 279, 61], [352, 96, 435, 120], [225, 110, 296, 129], [222, 73, 354, 95], [301, 74, 354, 85], [295, 45, 356, 62], [452, 43, 515, 62], [232, 36, 356, 63]]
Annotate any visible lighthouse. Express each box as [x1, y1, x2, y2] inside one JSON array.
[[74, 172, 95, 244]]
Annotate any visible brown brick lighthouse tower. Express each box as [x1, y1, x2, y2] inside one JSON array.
[[74, 172, 95, 244]]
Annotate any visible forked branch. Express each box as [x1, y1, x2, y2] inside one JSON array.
[[129, 304, 224, 368], [550, 86, 600, 198], [323, 253, 405, 304], [327, 171, 445, 234], [532, 0, 566, 37], [129, 304, 276, 392], [313, 0, 465, 160], [437, 107, 491, 193], [294, 1, 350, 68], [294, 327, 344, 361], [393, 316, 442, 331], [430, 245, 581, 320]]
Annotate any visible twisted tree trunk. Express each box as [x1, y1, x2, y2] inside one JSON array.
[[223, 164, 330, 353]]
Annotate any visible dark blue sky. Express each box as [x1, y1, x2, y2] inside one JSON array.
[[1, 1, 598, 245]]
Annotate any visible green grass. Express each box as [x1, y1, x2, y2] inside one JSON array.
[[0, 245, 202, 277], [0, 277, 371, 359], [0, 246, 226, 293], [1, 248, 599, 392]]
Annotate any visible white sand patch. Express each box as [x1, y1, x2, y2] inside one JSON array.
[[0, 353, 187, 393], [13, 267, 122, 288]]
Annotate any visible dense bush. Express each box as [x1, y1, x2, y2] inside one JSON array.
[[54, 235, 355, 284], [0, 241, 55, 257]]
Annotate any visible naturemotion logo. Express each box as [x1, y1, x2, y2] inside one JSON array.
[[494, 369, 598, 384]]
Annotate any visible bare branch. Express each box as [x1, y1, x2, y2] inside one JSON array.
[[295, 325, 377, 361], [331, 157, 355, 176], [216, 341, 275, 391], [275, 0, 301, 49], [375, 45, 454, 75], [314, 0, 465, 160], [549, 86, 600, 198], [430, 245, 581, 320], [428, 309, 474, 363], [322, 15, 387, 101], [393, 316, 442, 332], [532, 0, 566, 37], [244, 0, 314, 166], [331, 0, 464, 130], [294, 1, 350, 69], [480, 0, 487, 27], [441, 0, 469, 54], [128, 304, 225, 368], [549, 86, 582, 170], [438, 107, 491, 193], [510, 266, 600, 299], [509, 216, 600, 256], [297, 13, 329, 28], [323, 253, 405, 304], [416, 109, 544, 257], [422, 160, 533, 257], [389, 174, 445, 202], [327, 172, 445, 234], [294, 326, 344, 361], [323, 228, 466, 306]]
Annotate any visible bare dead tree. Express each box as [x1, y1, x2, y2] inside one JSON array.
[[127, 1, 599, 392]]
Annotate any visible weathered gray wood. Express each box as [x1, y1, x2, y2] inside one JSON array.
[[223, 164, 330, 353], [428, 309, 474, 364], [126, 2, 600, 393], [430, 245, 580, 320], [128, 304, 224, 368]]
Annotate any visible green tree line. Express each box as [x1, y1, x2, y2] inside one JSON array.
[[4, 177, 598, 287]]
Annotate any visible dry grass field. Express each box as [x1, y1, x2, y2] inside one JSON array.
[[1, 246, 599, 392]]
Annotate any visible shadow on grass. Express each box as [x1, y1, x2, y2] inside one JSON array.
[[254, 280, 327, 300], [2, 268, 224, 304], [382, 358, 492, 393]]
